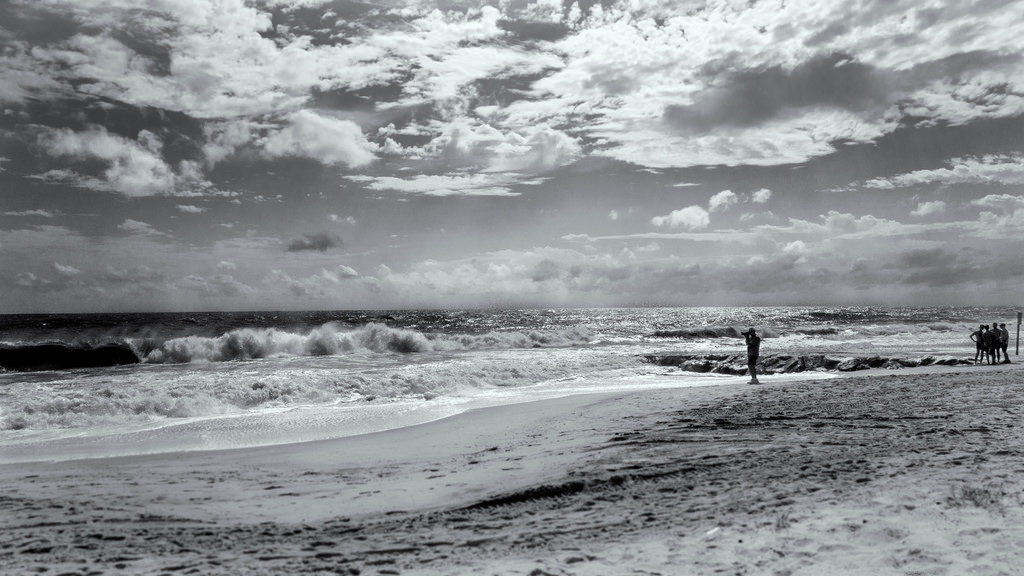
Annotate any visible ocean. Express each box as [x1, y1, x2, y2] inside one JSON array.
[[0, 307, 1015, 463]]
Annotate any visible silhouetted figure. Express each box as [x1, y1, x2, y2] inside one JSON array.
[[982, 323, 999, 364], [999, 323, 1011, 364], [971, 324, 986, 364], [990, 322, 1002, 364], [743, 328, 761, 385]]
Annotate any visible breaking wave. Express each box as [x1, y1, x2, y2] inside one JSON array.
[[0, 345, 633, 431], [139, 322, 594, 364], [650, 326, 780, 339]]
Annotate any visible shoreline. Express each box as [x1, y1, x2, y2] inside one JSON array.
[[4, 360, 1024, 574], [1, 367, 838, 464]]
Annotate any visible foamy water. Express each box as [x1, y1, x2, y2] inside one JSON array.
[[0, 307, 1012, 462]]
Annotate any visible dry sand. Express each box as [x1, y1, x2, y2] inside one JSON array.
[[4, 362, 1024, 575]]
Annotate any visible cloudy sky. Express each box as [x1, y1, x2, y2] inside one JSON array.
[[1, 0, 1023, 312]]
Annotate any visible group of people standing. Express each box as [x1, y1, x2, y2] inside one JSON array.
[[972, 322, 1011, 365]]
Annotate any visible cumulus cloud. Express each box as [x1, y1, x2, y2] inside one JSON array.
[[708, 190, 738, 212], [330, 214, 357, 225], [419, 121, 581, 174], [262, 267, 354, 297], [782, 240, 807, 257], [750, 188, 772, 203], [53, 262, 81, 276], [34, 126, 218, 197], [176, 273, 254, 297], [864, 154, 1024, 188], [347, 173, 540, 197], [117, 219, 168, 237], [336, 265, 359, 279], [651, 205, 710, 230], [971, 194, 1024, 212], [911, 200, 947, 217], [261, 110, 377, 167], [177, 204, 205, 213], [37, 126, 176, 196], [286, 232, 342, 252]]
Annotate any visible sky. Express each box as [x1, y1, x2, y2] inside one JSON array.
[[1, 0, 1023, 312]]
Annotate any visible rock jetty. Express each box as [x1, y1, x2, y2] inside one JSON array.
[[643, 353, 973, 375], [0, 343, 140, 372]]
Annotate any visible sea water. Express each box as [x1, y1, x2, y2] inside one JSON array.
[[0, 307, 1012, 462]]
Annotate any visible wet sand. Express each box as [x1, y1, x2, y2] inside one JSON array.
[[3, 362, 1024, 575]]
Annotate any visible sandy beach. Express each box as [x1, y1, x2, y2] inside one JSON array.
[[4, 362, 1024, 575]]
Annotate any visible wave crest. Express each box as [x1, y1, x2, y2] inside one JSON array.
[[140, 322, 592, 363], [651, 326, 780, 339]]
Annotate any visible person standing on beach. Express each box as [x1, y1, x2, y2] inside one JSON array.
[[982, 323, 998, 364], [989, 322, 1002, 364], [743, 328, 761, 385], [999, 323, 1011, 364], [971, 325, 986, 364]]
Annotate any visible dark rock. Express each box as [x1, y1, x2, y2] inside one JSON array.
[[679, 359, 714, 373], [0, 343, 140, 372], [864, 356, 886, 368], [782, 357, 804, 373], [837, 358, 867, 371]]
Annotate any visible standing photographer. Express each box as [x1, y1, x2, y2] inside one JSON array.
[[743, 328, 761, 385]]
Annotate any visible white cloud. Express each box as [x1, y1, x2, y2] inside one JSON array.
[[117, 218, 168, 237], [395, 119, 581, 177], [651, 205, 710, 230], [750, 188, 772, 203], [330, 214, 357, 225], [15, 271, 51, 288], [336, 265, 359, 279], [608, 210, 619, 221], [35, 126, 219, 196], [0, 43, 63, 104], [9, 0, 1024, 183], [911, 200, 947, 217], [3, 209, 59, 217], [864, 154, 1024, 189], [176, 273, 254, 297], [782, 240, 807, 258], [971, 194, 1024, 212], [347, 172, 541, 197], [53, 262, 81, 276], [262, 267, 355, 297], [708, 190, 738, 213], [177, 204, 205, 213], [37, 126, 175, 195], [261, 110, 377, 167]]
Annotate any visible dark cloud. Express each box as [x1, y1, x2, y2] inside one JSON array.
[[498, 20, 570, 42], [664, 50, 1017, 135], [286, 232, 343, 252], [531, 259, 561, 282], [664, 54, 896, 132], [0, 2, 80, 45]]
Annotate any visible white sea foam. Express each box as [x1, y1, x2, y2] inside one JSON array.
[[138, 322, 594, 363], [0, 366, 837, 463], [0, 346, 639, 432]]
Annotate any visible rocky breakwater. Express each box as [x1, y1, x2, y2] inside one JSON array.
[[643, 353, 973, 376], [0, 343, 140, 371]]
